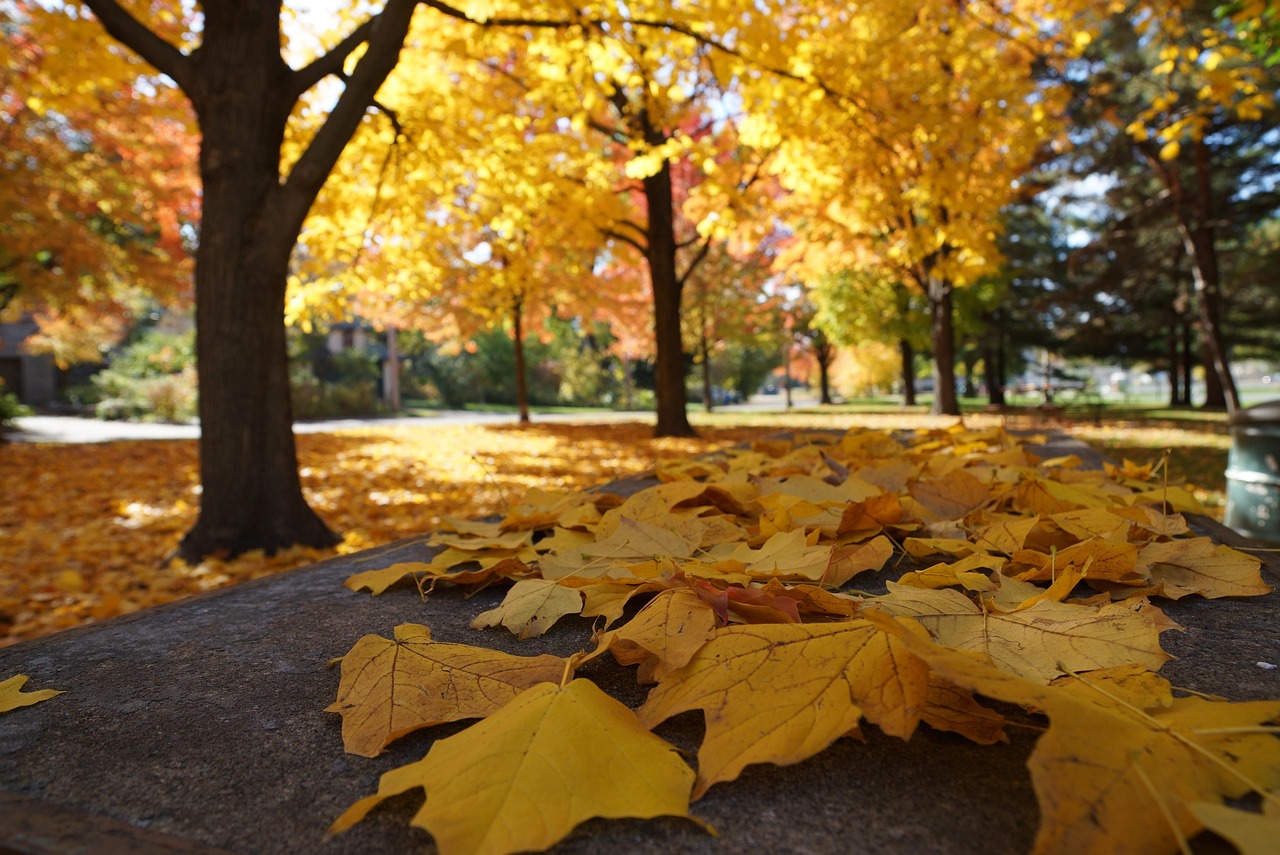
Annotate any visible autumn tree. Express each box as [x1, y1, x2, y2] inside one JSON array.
[[0, 2, 198, 355], [749, 2, 1071, 416]]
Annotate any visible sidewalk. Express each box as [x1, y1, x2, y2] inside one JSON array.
[[7, 410, 645, 444]]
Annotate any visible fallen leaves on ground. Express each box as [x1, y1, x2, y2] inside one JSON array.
[[328, 423, 1275, 855], [0, 421, 800, 645], [0, 674, 63, 713]]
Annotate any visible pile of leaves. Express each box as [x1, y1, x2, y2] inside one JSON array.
[[327, 424, 1277, 855]]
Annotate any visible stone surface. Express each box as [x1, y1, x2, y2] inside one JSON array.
[[1, 438, 1277, 854]]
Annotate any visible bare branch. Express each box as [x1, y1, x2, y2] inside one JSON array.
[[80, 0, 192, 90], [291, 17, 377, 97], [602, 227, 648, 255]]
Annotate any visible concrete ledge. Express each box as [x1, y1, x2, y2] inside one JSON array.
[[1, 438, 1277, 854]]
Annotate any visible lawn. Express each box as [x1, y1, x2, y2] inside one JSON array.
[[0, 407, 1235, 646]]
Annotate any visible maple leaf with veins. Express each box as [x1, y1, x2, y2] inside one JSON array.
[[330, 679, 698, 855], [638, 619, 929, 797], [326, 624, 567, 757], [868, 611, 1280, 855]]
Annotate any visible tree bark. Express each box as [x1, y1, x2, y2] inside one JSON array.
[[1152, 138, 1239, 413], [512, 297, 530, 424], [1180, 318, 1194, 406], [926, 274, 959, 415], [983, 314, 1006, 406], [700, 329, 713, 413], [1167, 321, 1181, 408], [179, 76, 337, 557], [814, 336, 834, 405], [900, 339, 916, 406], [643, 155, 694, 437]]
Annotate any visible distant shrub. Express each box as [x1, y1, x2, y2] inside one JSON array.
[[0, 382, 31, 436], [90, 329, 199, 423], [289, 369, 386, 420]]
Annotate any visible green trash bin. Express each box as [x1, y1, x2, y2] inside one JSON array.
[[1224, 399, 1280, 543]]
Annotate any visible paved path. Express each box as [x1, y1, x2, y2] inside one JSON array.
[[7, 394, 820, 444]]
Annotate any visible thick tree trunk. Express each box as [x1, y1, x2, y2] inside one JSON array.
[[87, 0, 417, 561], [815, 341, 834, 405], [643, 158, 694, 437], [179, 89, 337, 560], [1201, 338, 1227, 409], [983, 320, 1005, 406], [927, 275, 959, 416], [512, 298, 530, 424], [900, 339, 916, 406]]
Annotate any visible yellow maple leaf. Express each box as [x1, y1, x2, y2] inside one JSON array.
[[1189, 803, 1280, 855], [330, 679, 698, 855], [327, 624, 567, 757], [721, 528, 833, 581], [1135, 538, 1272, 599], [0, 674, 63, 713], [908, 468, 990, 520], [637, 619, 929, 797], [471, 579, 584, 639], [868, 611, 1280, 855], [873, 583, 1171, 683], [598, 588, 718, 683], [826, 535, 895, 586]]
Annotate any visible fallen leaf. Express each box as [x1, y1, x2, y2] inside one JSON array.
[[599, 588, 718, 682], [330, 679, 698, 855], [326, 624, 568, 757], [1135, 538, 1272, 599], [873, 583, 1171, 683], [0, 674, 63, 713], [1189, 802, 1280, 855], [908, 469, 989, 520], [868, 611, 1280, 855], [471, 579, 584, 639], [638, 619, 929, 797]]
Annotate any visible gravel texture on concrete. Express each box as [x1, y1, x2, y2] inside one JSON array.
[[1, 437, 1276, 855]]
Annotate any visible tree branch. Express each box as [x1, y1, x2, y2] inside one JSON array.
[[277, 0, 418, 227], [290, 17, 377, 97], [677, 233, 714, 287], [602, 227, 648, 255], [80, 0, 192, 90]]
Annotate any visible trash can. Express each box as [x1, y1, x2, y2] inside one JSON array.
[[1224, 399, 1280, 543]]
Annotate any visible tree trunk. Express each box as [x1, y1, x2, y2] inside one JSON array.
[[1160, 138, 1239, 413], [512, 297, 530, 424], [86, 0, 417, 561], [384, 323, 400, 410], [1167, 322, 1181, 408], [815, 339, 834, 405], [179, 97, 337, 560], [643, 157, 694, 437], [1201, 337, 1226, 409], [1180, 318, 1194, 405], [700, 329, 713, 413], [900, 339, 916, 406], [983, 317, 1005, 406], [927, 274, 959, 415]]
